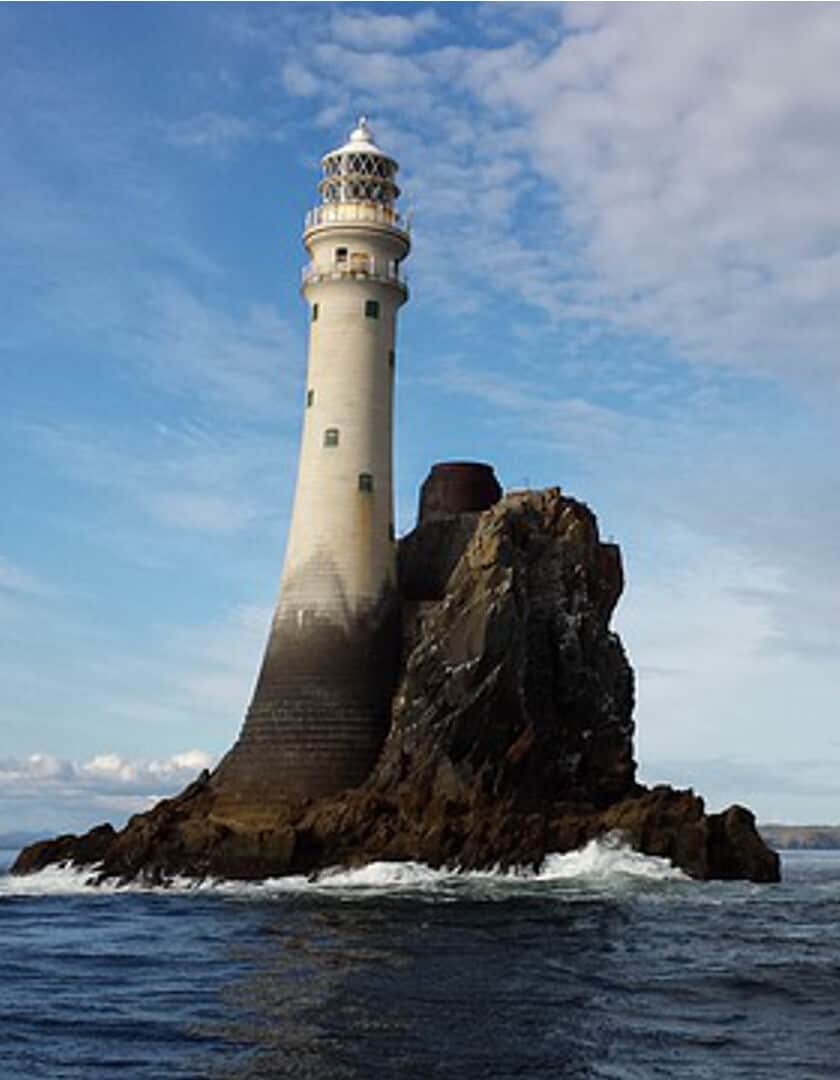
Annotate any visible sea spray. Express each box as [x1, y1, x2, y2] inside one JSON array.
[[0, 834, 685, 900]]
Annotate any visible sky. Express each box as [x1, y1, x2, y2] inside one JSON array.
[[2, 2, 839, 837]]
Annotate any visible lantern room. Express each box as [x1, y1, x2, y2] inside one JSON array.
[[318, 117, 400, 207]]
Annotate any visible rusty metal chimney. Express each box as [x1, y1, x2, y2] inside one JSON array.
[[417, 461, 502, 524]]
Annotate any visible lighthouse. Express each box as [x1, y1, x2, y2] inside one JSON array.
[[214, 118, 410, 802]]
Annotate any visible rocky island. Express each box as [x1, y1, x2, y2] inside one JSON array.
[[14, 483, 779, 884], [13, 119, 779, 885]]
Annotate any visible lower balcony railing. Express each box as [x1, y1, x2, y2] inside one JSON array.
[[301, 262, 408, 289], [304, 202, 410, 234]]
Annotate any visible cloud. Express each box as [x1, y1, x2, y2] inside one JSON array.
[[166, 111, 287, 153], [329, 8, 442, 51], [470, 4, 840, 388], [79, 748, 215, 786], [241, 3, 840, 687], [17, 415, 290, 545], [167, 110, 261, 150], [219, 5, 840, 396], [135, 289, 302, 417], [0, 578, 271, 796], [281, 61, 320, 97], [0, 55, 301, 420], [0, 750, 217, 834]]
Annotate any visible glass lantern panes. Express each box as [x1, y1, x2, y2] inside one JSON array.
[[320, 150, 398, 207]]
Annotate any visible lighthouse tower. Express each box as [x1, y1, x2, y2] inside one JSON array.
[[214, 118, 410, 802]]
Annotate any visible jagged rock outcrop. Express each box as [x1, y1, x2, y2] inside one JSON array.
[[379, 490, 634, 811], [13, 488, 780, 884]]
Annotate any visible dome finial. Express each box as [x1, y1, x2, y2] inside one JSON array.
[[350, 115, 374, 143]]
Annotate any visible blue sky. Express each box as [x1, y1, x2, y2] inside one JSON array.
[[2, 2, 839, 835]]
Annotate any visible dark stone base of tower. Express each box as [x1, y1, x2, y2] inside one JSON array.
[[13, 484, 780, 884], [212, 597, 400, 803]]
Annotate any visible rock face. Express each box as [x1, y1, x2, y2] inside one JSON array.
[[381, 490, 634, 812], [13, 488, 780, 884]]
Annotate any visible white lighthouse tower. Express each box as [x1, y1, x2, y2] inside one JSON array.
[[280, 116, 409, 622], [214, 118, 411, 802]]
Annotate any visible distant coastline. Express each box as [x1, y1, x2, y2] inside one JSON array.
[[760, 825, 840, 850]]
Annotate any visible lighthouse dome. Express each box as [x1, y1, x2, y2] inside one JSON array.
[[330, 116, 382, 157]]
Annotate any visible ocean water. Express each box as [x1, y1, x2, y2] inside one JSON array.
[[1, 841, 838, 1079]]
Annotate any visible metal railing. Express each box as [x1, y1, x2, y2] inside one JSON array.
[[304, 202, 410, 234], [301, 261, 408, 290]]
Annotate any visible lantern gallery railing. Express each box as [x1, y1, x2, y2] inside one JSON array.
[[304, 202, 410, 234]]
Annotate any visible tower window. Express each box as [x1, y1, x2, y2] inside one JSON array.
[[335, 247, 347, 264], [324, 428, 339, 447], [306, 389, 314, 407], [312, 303, 319, 322], [358, 472, 374, 492], [388, 349, 395, 369], [365, 300, 380, 319]]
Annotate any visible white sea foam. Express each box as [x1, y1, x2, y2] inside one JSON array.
[[0, 861, 119, 896], [537, 834, 687, 882], [0, 834, 686, 899]]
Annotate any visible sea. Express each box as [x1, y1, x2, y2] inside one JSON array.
[[1, 839, 838, 1080]]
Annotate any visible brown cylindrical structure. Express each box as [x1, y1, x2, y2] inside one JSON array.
[[417, 462, 502, 524]]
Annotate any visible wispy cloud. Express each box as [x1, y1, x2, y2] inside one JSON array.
[[224, 4, 840, 394], [329, 8, 442, 51], [135, 288, 302, 417], [0, 556, 53, 598], [17, 416, 291, 542], [464, 4, 840, 388], [165, 110, 289, 154], [166, 111, 263, 151]]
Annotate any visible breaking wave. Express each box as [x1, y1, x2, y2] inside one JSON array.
[[0, 834, 686, 900]]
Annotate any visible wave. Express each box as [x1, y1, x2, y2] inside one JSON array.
[[0, 833, 686, 900]]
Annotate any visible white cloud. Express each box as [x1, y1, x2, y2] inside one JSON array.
[[0, 748, 215, 793], [329, 8, 442, 51], [281, 61, 320, 97], [471, 4, 840, 387], [0, 750, 217, 834], [0, 582, 271, 800], [224, 5, 840, 395]]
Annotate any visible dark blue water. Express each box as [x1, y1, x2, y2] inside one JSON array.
[[1, 844, 838, 1079]]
